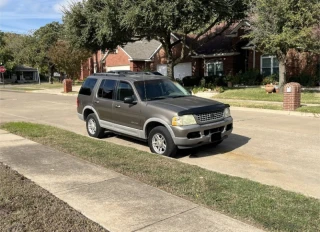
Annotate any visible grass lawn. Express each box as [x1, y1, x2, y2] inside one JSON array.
[[218, 100, 320, 114], [0, 162, 107, 232], [2, 122, 320, 232], [220, 100, 283, 110], [214, 88, 320, 104], [296, 106, 320, 114]]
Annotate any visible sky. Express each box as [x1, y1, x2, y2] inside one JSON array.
[[0, 0, 80, 34]]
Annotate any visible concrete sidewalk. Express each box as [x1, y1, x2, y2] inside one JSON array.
[[0, 130, 263, 232]]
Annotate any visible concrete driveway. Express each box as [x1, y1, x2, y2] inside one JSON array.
[[1, 89, 319, 199]]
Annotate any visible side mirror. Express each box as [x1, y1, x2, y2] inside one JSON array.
[[124, 96, 137, 104]]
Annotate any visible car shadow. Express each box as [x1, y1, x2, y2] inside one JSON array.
[[101, 131, 250, 159], [101, 131, 149, 147], [175, 133, 251, 158]]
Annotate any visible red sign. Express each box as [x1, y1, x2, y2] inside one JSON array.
[[0, 66, 6, 73]]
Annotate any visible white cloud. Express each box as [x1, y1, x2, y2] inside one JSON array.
[[0, 0, 64, 20], [0, 0, 9, 8], [53, 0, 82, 14]]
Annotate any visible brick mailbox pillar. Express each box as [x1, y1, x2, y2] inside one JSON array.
[[63, 79, 73, 93], [283, 82, 301, 111]]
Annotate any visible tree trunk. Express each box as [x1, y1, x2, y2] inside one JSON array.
[[278, 59, 286, 92], [163, 45, 174, 80], [167, 61, 175, 80]]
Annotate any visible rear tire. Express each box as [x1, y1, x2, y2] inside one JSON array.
[[86, 113, 105, 138], [148, 126, 177, 157]]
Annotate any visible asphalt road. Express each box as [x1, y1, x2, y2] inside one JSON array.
[[1, 89, 319, 199]]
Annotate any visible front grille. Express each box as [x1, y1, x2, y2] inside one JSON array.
[[195, 110, 224, 123]]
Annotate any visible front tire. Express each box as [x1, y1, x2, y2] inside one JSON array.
[[86, 113, 105, 138], [148, 126, 177, 157]]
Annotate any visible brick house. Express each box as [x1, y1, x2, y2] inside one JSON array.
[[190, 20, 319, 81], [80, 40, 162, 80], [81, 20, 319, 82], [190, 20, 261, 78]]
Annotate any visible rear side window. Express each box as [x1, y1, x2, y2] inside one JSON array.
[[97, 79, 116, 99], [79, 78, 97, 96]]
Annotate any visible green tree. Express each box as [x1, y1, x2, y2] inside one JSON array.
[[121, 0, 248, 78], [247, 0, 320, 89], [0, 23, 63, 81], [0, 31, 11, 67], [31, 22, 63, 82], [48, 40, 91, 80], [0, 32, 25, 72], [63, 0, 136, 52], [63, 0, 248, 78]]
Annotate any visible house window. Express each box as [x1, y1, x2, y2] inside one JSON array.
[[207, 62, 223, 76], [261, 55, 279, 76]]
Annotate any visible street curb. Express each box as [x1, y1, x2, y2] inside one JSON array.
[[231, 106, 319, 118]]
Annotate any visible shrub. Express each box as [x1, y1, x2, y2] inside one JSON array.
[[262, 74, 277, 85], [204, 75, 227, 87], [181, 76, 201, 86], [289, 73, 317, 87], [237, 69, 262, 85]]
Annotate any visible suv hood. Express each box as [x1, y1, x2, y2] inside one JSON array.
[[147, 96, 226, 115]]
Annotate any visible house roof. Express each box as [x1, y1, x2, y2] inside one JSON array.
[[121, 39, 162, 60], [195, 35, 236, 55], [14, 65, 37, 72], [179, 20, 250, 56]]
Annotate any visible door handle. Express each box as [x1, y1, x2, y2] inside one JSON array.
[[94, 100, 99, 104], [115, 105, 121, 108]]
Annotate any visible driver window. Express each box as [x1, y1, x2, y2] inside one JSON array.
[[116, 81, 135, 101]]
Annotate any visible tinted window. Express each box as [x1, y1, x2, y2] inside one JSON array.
[[116, 82, 135, 101], [134, 79, 190, 101], [97, 79, 116, 99], [79, 78, 97, 96]]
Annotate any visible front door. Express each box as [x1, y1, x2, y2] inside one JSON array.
[[112, 81, 142, 133]]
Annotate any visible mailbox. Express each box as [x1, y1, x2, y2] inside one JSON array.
[[283, 82, 301, 111], [63, 79, 73, 93]]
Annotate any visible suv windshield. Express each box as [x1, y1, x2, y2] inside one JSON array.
[[134, 79, 190, 101]]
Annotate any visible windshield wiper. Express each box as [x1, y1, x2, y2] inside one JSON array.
[[170, 95, 187, 98], [148, 96, 168, 101]]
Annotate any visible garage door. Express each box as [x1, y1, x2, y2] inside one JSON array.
[[157, 64, 168, 76], [174, 62, 192, 80], [107, 66, 130, 71]]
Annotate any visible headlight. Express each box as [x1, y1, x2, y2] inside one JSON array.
[[172, 115, 197, 126], [224, 107, 231, 118]]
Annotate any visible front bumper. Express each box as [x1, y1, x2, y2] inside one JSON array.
[[171, 117, 233, 148]]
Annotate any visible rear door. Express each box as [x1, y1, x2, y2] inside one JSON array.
[[112, 81, 143, 131], [93, 79, 117, 123]]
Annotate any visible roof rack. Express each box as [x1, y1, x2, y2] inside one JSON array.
[[93, 73, 121, 76]]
